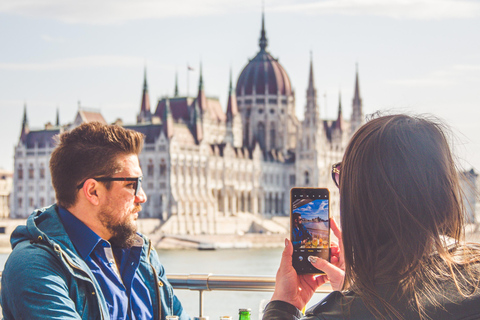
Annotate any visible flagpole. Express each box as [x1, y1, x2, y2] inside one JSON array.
[[187, 63, 189, 98]]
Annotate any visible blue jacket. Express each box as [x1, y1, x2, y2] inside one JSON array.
[[0, 204, 190, 320]]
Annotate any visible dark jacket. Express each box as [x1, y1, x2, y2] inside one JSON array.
[[0, 204, 190, 320], [263, 260, 480, 320]]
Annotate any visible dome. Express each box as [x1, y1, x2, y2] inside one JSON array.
[[236, 15, 292, 97]]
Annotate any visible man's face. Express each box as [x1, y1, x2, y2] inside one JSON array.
[[294, 216, 302, 226], [98, 154, 147, 248]]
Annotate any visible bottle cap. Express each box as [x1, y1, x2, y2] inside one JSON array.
[[166, 317, 179, 320], [194, 317, 209, 320], [239, 308, 251, 312]]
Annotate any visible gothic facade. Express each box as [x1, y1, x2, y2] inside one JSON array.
[[10, 15, 364, 235]]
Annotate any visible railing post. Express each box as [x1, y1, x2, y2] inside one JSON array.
[[199, 289, 204, 317]]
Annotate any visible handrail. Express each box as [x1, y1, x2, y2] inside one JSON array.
[[167, 273, 333, 293], [166, 273, 333, 317]]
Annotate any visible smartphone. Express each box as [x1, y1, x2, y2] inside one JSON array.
[[290, 187, 330, 274]]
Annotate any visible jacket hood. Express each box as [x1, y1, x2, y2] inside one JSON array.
[[11, 204, 75, 252]]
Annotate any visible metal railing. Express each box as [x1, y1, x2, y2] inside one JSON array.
[[167, 273, 333, 317]]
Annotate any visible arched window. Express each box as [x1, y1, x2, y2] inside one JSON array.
[[257, 122, 265, 150], [270, 122, 276, 150], [305, 171, 309, 185]]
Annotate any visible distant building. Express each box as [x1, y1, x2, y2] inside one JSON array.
[[0, 169, 13, 218], [10, 14, 364, 234], [460, 169, 478, 224]]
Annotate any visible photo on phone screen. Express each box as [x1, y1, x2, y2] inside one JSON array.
[[290, 188, 330, 274]]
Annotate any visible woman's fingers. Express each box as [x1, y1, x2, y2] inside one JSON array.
[[308, 256, 345, 291]]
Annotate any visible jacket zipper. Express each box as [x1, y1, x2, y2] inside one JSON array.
[[147, 240, 163, 320], [54, 243, 106, 320]]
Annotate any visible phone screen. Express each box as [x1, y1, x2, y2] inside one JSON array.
[[290, 187, 330, 274]]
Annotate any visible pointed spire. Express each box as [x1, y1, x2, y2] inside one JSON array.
[[307, 51, 315, 92], [259, 10, 268, 51], [351, 63, 364, 133], [20, 103, 29, 143], [226, 68, 239, 122], [56, 108, 60, 126], [174, 71, 179, 97], [305, 54, 319, 123], [137, 66, 152, 124], [197, 62, 207, 112], [198, 61, 204, 91], [336, 91, 344, 131]]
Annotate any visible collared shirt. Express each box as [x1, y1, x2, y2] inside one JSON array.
[[58, 207, 154, 320]]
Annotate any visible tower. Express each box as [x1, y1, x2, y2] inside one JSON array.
[[350, 64, 364, 134], [137, 66, 152, 124]]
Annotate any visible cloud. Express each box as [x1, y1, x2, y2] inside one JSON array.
[[1, 0, 479, 25], [0, 55, 167, 71]]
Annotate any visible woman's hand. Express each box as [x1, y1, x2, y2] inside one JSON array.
[[271, 239, 325, 311], [308, 218, 345, 291]]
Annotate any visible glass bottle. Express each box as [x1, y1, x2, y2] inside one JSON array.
[[238, 308, 251, 320]]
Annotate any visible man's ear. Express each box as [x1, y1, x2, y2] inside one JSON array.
[[80, 179, 101, 206]]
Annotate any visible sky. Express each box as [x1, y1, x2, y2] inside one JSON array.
[[1, 0, 479, 173], [294, 199, 329, 221]]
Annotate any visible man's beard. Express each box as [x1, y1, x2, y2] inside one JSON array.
[[98, 205, 141, 248]]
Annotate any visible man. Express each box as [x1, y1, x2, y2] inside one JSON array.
[[291, 212, 312, 248], [1, 122, 190, 320]]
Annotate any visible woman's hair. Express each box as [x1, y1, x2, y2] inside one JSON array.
[[49, 122, 145, 208], [339, 113, 480, 319]]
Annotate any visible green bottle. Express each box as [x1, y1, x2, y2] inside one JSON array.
[[238, 308, 251, 320]]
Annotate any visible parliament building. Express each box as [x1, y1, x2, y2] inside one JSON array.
[[10, 15, 364, 235]]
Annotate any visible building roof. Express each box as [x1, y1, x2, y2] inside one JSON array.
[[236, 14, 292, 97]]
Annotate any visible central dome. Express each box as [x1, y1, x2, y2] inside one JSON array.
[[236, 16, 292, 97]]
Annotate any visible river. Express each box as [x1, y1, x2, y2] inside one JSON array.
[[0, 248, 328, 320]]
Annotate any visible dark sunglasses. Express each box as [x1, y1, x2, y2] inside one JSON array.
[[77, 176, 143, 196], [331, 162, 341, 188]]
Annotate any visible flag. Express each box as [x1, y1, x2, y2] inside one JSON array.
[[187, 65, 194, 71]]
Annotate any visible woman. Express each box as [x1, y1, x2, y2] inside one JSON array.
[[264, 114, 480, 319]]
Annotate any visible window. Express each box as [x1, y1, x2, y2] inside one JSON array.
[[160, 160, 167, 177], [39, 166, 45, 179], [40, 197, 45, 207], [18, 166, 23, 180], [257, 122, 265, 150], [29, 198, 34, 207], [28, 165, 34, 179], [305, 171, 310, 185], [147, 160, 154, 177], [270, 123, 276, 149], [18, 198, 22, 208]]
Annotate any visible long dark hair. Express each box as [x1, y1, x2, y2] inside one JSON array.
[[340, 114, 480, 319]]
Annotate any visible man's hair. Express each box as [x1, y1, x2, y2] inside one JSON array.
[[49, 122, 145, 208], [339, 113, 480, 319]]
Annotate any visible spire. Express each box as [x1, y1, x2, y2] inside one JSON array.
[[20, 103, 29, 143], [197, 62, 207, 112], [226, 68, 239, 123], [336, 91, 344, 131], [198, 61, 204, 91], [305, 54, 319, 124], [174, 71, 179, 97], [137, 66, 152, 124], [307, 52, 315, 93], [56, 108, 60, 126], [351, 63, 364, 133], [259, 10, 268, 51]]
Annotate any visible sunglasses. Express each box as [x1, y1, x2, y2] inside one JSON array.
[[331, 162, 341, 188], [77, 176, 143, 196]]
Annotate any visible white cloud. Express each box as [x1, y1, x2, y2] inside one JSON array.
[[41, 34, 64, 43], [1, 0, 479, 25], [0, 55, 167, 71]]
